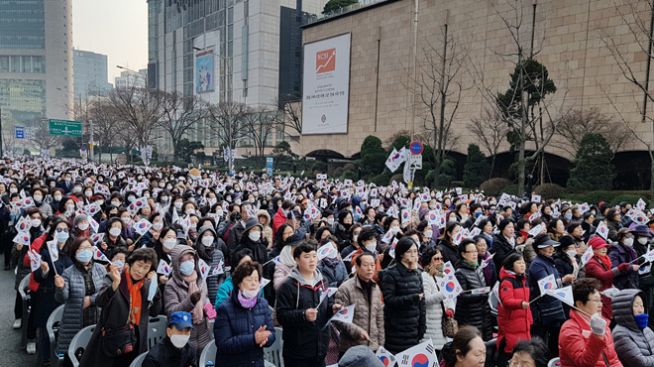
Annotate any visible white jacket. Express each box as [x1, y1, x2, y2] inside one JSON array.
[[421, 271, 447, 349]]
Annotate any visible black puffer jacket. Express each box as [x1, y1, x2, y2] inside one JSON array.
[[491, 234, 516, 271], [612, 289, 654, 367], [437, 239, 459, 267], [455, 261, 491, 340], [380, 262, 426, 354]]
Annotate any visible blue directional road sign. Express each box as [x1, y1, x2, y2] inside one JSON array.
[[15, 126, 25, 139]]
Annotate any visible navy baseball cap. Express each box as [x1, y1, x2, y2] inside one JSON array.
[[168, 311, 193, 330]]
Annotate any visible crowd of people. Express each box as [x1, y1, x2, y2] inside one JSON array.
[[3, 157, 654, 367]]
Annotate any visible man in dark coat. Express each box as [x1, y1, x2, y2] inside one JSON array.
[[143, 311, 197, 367]]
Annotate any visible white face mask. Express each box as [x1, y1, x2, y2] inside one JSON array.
[[163, 238, 177, 251], [153, 222, 164, 231], [201, 236, 214, 247], [78, 222, 89, 231], [424, 230, 433, 240], [248, 231, 261, 242], [566, 249, 577, 259], [639, 237, 649, 245], [624, 237, 634, 247], [109, 227, 122, 237], [365, 241, 377, 253], [170, 334, 190, 349]]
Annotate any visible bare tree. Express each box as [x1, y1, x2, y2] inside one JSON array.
[[2, 128, 17, 157], [157, 92, 207, 157], [30, 122, 61, 153], [554, 108, 629, 157], [468, 108, 510, 178], [273, 100, 302, 141], [88, 100, 124, 164], [107, 85, 165, 151], [207, 102, 250, 173], [603, 0, 654, 196], [416, 16, 466, 187], [244, 108, 276, 157]]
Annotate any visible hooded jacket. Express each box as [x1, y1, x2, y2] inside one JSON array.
[[275, 267, 333, 360], [256, 209, 273, 247], [497, 267, 532, 353], [194, 225, 226, 305], [163, 245, 213, 354], [612, 289, 654, 367]]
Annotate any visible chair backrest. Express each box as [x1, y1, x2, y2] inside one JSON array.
[[264, 327, 284, 367], [199, 341, 217, 367], [18, 274, 30, 301], [46, 304, 65, 362], [147, 315, 168, 350], [68, 324, 96, 367], [129, 352, 148, 367], [264, 361, 276, 367], [484, 338, 497, 367], [547, 357, 560, 367]]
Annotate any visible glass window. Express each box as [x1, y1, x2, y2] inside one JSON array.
[[0, 56, 8, 72], [0, 0, 45, 49]]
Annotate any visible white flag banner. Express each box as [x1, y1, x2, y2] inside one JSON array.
[[156, 259, 172, 276], [46, 240, 59, 262], [329, 304, 356, 324], [260, 277, 271, 289], [596, 222, 609, 240], [28, 250, 41, 273], [198, 259, 210, 279], [385, 148, 407, 173], [376, 346, 397, 367], [132, 218, 153, 236], [547, 285, 574, 307], [394, 339, 438, 367], [92, 246, 110, 263], [537, 274, 557, 295], [637, 198, 647, 211], [317, 242, 338, 261], [580, 246, 594, 268]]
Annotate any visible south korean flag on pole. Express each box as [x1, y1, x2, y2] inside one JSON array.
[[395, 340, 438, 367]]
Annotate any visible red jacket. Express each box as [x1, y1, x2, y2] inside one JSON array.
[[272, 208, 287, 237], [558, 310, 622, 367], [584, 256, 624, 320], [497, 267, 533, 353], [23, 233, 48, 292]]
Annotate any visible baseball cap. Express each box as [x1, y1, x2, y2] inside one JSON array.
[[168, 311, 193, 330]]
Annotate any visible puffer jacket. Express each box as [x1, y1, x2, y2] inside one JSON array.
[[558, 310, 623, 367], [275, 268, 333, 360], [455, 260, 491, 340], [421, 271, 446, 349], [214, 291, 276, 367], [528, 254, 566, 326], [194, 225, 226, 305], [380, 262, 426, 354], [612, 289, 654, 367], [333, 275, 384, 353], [497, 268, 532, 353], [164, 245, 213, 354], [491, 234, 516, 271], [437, 239, 458, 267], [318, 257, 347, 288], [609, 243, 639, 290], [54, 262, 106, 354], [585, 255, 626, 320]]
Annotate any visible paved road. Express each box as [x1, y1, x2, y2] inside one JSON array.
[[0, 261, 36, 367]]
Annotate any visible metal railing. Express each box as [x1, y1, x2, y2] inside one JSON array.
[[306, 0, 392, 25]]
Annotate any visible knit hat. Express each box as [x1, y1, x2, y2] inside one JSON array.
[[338, 345, 384, 367], [588, 235, 608, 250], [630, 224, 652, 238], [559, 235, 575, 248], [395, 237, 418, 260], [243, 217, 263, 234]]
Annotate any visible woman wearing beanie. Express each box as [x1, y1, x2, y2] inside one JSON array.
[[612, 289, 654, 366], [380, 237, 426, 354], [455, 239, 492, 341], [585, 235, 638, 320]]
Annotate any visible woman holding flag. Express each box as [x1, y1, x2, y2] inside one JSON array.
[[32, 218, 74, 366]]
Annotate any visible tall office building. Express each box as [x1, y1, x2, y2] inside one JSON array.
[[73, 49, 112, 100], [114, 68, 148, 90], [147, 0, 326, 157], [0, 0, 73, 130]]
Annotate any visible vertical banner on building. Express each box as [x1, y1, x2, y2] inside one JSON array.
[[195, 49, 215, 94], [302, 33, 351, 135]]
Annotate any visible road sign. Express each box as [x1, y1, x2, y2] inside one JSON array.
[[15, 126, 24, 139], [48, 119, 82, 137], [408, 154, 423, 169], [409, 141, 424, 155], [266, 157, 274, 176]]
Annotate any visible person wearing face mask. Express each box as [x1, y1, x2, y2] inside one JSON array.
[[586, 235, 638, 321], [553, 236, 579, 315], [612, 290, 654, 367], [492, 219, 517, 271], [80, 247, 161, 367], [164, 245, 215, 361], [273, 233, 303, 293], [102, 218, 127, 255], [333, 210, 354, 251], [455, 239, 492, 341], [233, 218, 270, 265], [438, 222, 463, 267], [72, 214, 91, 238], [317, 239, 347, 288], [32, 188, 53, 218], [143, 311, 196, 367], [380, 237, 426, 354], [610, 229, 641, 290], [214, 261, 276, 367], [31, 219, 74, 365], [419, 247, 449, 352], [256, 209, 273, 249], [54, 238, 107, 366], [339, 224, 363, 273], [194, 225, 226, 305]]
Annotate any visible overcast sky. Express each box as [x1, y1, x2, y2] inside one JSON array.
[[72, 0, 148, 83]]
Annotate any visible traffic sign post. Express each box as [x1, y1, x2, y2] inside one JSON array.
[[409, 141, 424, 155], [266, 157, 274, 176], [15, 126, 24, 139], [48, 119, 82, 137]]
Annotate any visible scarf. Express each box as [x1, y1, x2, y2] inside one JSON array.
[[126, 274, 144, 326], [463, 259, 479, 269], [597, 254, 612, 270], [184, 271, 204, 324]]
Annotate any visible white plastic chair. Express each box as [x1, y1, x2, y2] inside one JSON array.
[[130, 351, 148, 367], [46, 304, 65, 365], [18, 274, 31, 347], [548, 357, 560, 367], [264, 327, 284, 367], [199, 341, 216, 367], [67, 324, 95, 367], [147, 315, 168, 350], [264, 361, 276, 367]]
